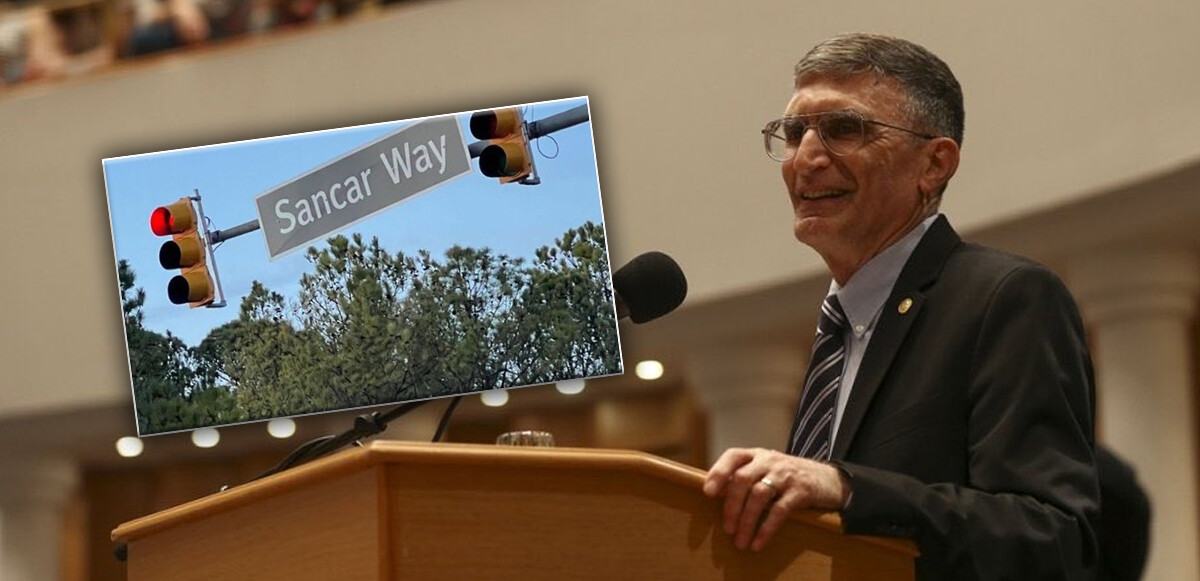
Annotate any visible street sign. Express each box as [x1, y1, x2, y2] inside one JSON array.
[[255, 115, 470, 259]]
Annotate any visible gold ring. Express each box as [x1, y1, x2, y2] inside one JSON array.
[[760, 477, 777, 493]]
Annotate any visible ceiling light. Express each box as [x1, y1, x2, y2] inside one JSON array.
[[555, 379, 586, 395], [635, 360, 664, 380], [191, 427, 220, 448], [115, 436, 143, 458], [267, 418, 296, 439], [481, 390, 509, 407]]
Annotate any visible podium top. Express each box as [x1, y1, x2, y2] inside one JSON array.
[[112, 440, 916, 558]]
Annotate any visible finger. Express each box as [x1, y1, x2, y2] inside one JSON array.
[[703, 448, 752, 497], [751, 494, 796, 552], [734, 480, 776, 550], [721, 455, 770, 534], [721, 470, 754, 534]]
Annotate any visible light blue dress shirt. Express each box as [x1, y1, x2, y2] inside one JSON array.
[[827, 214, 940, 445]]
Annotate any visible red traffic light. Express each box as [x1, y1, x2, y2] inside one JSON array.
[[150, 200, 195, 236], [151, 196, 214, 307], [150, 207, 172, 236]]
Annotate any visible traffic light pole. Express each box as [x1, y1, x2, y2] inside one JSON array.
[[211, 219, 262, 244], [518, 120, 542, 186], [526, 104, 591, 140], [191, 190, 228, 308]]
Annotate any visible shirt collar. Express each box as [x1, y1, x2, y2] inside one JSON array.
[[830, 214, 940, 336]]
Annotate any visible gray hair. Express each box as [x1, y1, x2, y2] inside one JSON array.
[[794, 33, 964, 147]]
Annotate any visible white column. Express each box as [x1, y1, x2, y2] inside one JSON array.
[[0, 456, 79, 581], [687, 342, 805, 463], [1070, 249, 1200, 581]]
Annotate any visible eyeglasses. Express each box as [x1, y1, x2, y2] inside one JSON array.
[[761, 110, 939, 161]]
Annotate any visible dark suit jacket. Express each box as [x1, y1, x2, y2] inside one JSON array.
[[830, 216, 1101, 581], [1096, 445, 1150, 581]]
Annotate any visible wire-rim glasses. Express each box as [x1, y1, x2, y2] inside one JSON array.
[[761, 110, 939, 161]]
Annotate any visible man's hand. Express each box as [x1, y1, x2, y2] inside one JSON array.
[[702, 447, 850, 552]]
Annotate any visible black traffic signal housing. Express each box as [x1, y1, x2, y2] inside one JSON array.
[[470, 108, 534, 184], [150, 198, 214, 307]]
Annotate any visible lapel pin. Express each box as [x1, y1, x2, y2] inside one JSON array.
[[898, 298, 913, 314]]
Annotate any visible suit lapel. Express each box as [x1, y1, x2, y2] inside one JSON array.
[[830, 216, 962, 460]]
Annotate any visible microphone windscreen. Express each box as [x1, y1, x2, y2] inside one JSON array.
[[613, 252, 687, 324]]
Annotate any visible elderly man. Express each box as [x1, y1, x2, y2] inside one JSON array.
[[703, 33, 1100, 580]]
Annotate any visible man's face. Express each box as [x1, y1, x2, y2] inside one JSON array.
[[782, 74, 933, 275]]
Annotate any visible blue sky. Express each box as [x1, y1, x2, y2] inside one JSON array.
[[103, 96, 607, 347]]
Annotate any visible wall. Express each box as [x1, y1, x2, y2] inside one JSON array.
[[3, 0, 1200, 458]]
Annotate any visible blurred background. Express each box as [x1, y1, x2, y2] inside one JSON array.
[[2, 0, 1199, 579]]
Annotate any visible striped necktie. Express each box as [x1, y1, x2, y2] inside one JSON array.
[[788, 294, 848, 459]]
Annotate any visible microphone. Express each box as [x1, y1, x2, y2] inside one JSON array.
[[612, 251, 687, 324]]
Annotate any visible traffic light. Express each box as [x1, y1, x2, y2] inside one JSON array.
[[470, 108, 534, 184], [150, 197, 214, 307]]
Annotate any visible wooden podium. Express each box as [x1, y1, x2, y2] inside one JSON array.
[[112, 441, 916, 580]]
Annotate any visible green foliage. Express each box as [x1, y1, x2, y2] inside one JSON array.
[[120, 260, 244, 434], [524, 221, 621, 381], [126, 221, 621, 431]]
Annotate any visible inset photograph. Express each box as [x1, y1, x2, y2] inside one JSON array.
[[103, 97, 621, 436]]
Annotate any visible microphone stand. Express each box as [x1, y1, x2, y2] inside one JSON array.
[[255, 394, 465, 480], [252, 399, 429, 481]]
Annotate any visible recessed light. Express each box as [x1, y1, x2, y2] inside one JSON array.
[[191, 427, 220, 448], [635, 360, 664, 380], [267, 418, 296, 439], [555, 379, 586, 395], [481, 390, 510, 407], [116, 437, 143, 458]]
